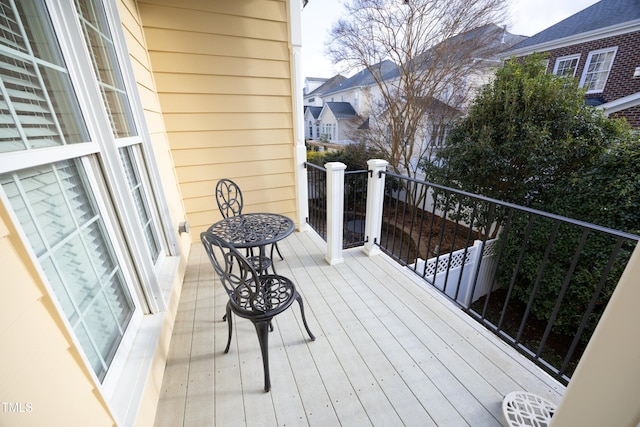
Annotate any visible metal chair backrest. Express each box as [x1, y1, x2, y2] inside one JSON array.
[[216, 179, 243, 218], [200, 231, 266, 314]]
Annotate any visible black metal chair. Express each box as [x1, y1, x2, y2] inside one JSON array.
[[215, 178, 243, 219], [201, 231, 315, 392], [215, 178, 274, 273], [215, 178, 285, 262]]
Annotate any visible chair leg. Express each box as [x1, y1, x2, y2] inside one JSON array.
[[295, 292, 316, 341], [253, 320, 272, 392], [224, 303, 233, 354]]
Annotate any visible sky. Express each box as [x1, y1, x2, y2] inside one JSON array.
[[301, 0, 601, 79]]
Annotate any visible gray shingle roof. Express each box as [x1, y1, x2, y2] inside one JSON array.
[[305, 106, 323, 119], [383, 24, 525, 81], [324, 102, 357, 119], [513, 0, 640, 50], [322, 60, 398, 96], [306, 74, 347, 97]]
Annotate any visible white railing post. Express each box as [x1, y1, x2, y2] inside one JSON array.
[[325, 162, 346, 265], [363, 159, 388, 256]]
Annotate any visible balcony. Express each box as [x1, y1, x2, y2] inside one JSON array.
[[153, 230, 564, 426]]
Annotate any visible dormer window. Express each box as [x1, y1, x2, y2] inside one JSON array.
[[579, 47, 617, 93]]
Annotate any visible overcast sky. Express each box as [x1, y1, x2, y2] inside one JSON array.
[[301, 0, 600, 78]]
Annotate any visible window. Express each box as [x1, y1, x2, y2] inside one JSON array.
[[75, 0, 136, 138], [553, 54, 580, 78], [0, 0, 88, 153], [0, 0, 172, 392], [75, 0, 165, 266], [579, 48, 617, 93], [1, 160, 135, 381]]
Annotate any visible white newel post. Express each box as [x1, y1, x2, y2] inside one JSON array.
[[325, 162, 346, 265], [363, 159, 388, 256]]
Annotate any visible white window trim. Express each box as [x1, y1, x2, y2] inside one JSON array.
[[1, 0, 181, 424], [49, 0, 168, 314], [579, 47, 617, 94], [553, 54, 581, 77], [0, 156, 144, 424]]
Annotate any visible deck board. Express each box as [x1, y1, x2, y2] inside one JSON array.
[[154, 230, 564, 426]]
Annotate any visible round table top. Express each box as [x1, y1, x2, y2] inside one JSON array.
[[207, 213, 295, 248]]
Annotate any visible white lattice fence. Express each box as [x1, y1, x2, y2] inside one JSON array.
[[410, 239, 499, 305]]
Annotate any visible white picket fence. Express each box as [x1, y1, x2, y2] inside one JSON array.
[[409, 238, 499, 306]]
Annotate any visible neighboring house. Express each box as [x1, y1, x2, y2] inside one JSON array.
[[303, 74, 347, 106], [313, 24, 524, 167], [304, 105, 323, 139], [304, 76, 328, 97], [320, 60, 398, 116], [0, 0, 306, 426], [317, 102, 359, 144], [504, 0, 640, 128]]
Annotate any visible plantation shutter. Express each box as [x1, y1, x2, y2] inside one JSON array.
[[0, 0, 86, 152], [0, 0, 139, 382], [1, 160, 134, 381]]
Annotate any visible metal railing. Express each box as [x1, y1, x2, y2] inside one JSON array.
[[305, 163, 368, 249], [343, 170, 368, 248], [378, 171, 639, 385], [305, 162, 327, 240]]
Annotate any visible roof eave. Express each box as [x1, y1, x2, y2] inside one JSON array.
[[503, 19, 640, 59], [597, 91, 640, 114]]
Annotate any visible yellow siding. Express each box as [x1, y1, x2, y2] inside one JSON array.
[[138, 0, 298, 240], [119, 0, 188, 236], [168, 128, 293, 149]]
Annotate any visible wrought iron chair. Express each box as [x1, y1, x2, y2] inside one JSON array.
[[215, 178, 285, 262], [201, 231, 315, 392], [215, 178, 273, 273]]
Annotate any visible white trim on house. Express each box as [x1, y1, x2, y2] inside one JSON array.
[[503, 19, 640, 58], [289, 0, 310, 231], [597, 91, 640, 115]]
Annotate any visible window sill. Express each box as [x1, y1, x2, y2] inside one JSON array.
[[108, 255, 181, 426]]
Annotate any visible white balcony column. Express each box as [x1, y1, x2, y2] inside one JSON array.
[[363, 159, 388, 257], [288, 0, 310, 231], [325, 161, 346, 265]]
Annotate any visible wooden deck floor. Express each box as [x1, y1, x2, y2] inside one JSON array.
[[154, 230, 564, 427]]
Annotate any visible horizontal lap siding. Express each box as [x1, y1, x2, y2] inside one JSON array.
[[139, 0, 296, 241], [119, 0, 188, 236]]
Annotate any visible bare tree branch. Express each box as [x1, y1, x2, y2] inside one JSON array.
[[327, 0, 510, 183]]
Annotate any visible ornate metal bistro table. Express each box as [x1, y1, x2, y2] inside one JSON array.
[[207, 213, 295, 273]]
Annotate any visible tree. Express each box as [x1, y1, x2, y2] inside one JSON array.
[[327, 0, 508, 184], [424, 53, 624, 205], [425, 52, 640, 349]]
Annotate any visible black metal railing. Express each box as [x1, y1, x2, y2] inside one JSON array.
[[378, 171, 639, 385], [305, 162, 369, 248], [343, 170, 368, 248], [305, 162, 327, 240]]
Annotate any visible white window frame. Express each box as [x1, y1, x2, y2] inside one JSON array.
[[553, 54, 581, 77], [0, 0, 180, 423], [579, 47, 617, 94]]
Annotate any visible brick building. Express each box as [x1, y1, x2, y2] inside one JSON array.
[[505, 0, 640, 128]]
